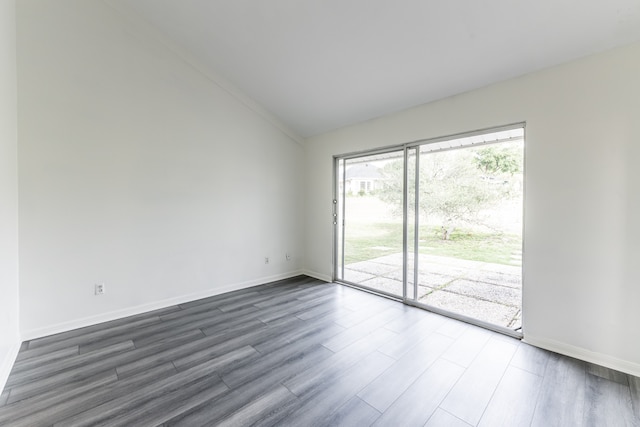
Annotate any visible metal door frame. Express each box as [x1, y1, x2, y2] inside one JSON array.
[[332, 123, 526, 338]]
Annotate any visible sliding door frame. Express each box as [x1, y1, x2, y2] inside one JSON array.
[[332, 146, 408, 301], [333, 122, 526, 338]]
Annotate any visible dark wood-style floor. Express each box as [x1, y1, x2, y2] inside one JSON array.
[[0, 276, 638, 426]]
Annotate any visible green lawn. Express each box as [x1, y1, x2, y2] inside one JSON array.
[[344, 222, 521, 265]]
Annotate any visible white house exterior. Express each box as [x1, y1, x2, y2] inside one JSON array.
[[344, 163, 383, 195]]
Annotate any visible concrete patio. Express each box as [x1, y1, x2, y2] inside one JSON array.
[[343, 253, 522, 329]]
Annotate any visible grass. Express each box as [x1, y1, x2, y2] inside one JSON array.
[[344, 222, 522, 265]]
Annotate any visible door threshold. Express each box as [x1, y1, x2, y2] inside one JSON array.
[[336, 280, 523, 340]]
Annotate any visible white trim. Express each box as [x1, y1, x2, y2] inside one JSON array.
[[524, 334, 640, 377], [302, 270, 332, 283], [0, 339, 21, 395], [21, 271, 304, 341]]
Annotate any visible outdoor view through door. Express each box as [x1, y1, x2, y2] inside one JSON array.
[[335, 125, 524, 332]]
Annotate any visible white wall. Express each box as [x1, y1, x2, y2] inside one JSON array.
[[305, 42, 640, 375], [17, 0, 305, 338], [0, 0, 20, 391]]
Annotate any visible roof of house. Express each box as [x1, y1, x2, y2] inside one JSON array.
[[345, 164, 382, 180]]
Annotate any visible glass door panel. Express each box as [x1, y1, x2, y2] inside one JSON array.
[[337, 150, 405, 298], [412, 132, 524, 330]]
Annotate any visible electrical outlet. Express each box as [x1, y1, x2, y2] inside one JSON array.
[[95, 283, 105, 295], [264, 257, 269, 264]]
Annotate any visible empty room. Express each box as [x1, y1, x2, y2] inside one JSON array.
[[1, 0, 639, 426]]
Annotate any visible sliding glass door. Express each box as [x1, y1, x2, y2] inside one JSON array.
[[335, 149, 405, 298], [335, 125, 524, 334]]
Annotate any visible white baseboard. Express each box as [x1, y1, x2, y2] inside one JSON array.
[[524, 334, 640, 377], [21, 270, 305, 341], [0, 339, 21, 395], [302, 270, 332, 282]]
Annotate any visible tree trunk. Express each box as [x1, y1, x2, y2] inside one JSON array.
[[442, 226, 454, 240]]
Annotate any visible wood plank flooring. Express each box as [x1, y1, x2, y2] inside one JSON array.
[[0, 275, 638, 426]]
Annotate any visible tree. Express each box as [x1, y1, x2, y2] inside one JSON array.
[[474, 146, 521, 175], [378, 144, 522, 239]]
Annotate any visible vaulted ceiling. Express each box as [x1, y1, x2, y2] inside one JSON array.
[[112, 0, 640, 137]]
